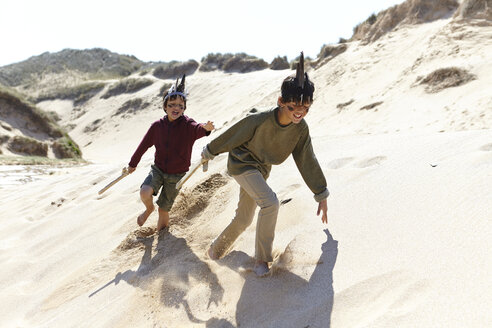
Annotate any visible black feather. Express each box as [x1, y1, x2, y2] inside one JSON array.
[[296, 52, 305, 88], [178, 74, 186, 92]]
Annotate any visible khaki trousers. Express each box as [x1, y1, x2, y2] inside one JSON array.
[[211, 169, 279, 262]]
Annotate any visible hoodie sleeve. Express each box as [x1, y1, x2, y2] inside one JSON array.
[[187, 117, 211, 140], [129, 123, 156, 168], [206, 113, 263, 156], [292, 125, 329, 202]]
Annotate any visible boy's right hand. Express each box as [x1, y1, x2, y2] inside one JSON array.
[[127, 166, 136, 174], [203, 121, 215, 132], [201, 146, 215, 161], [317, 199, 328, 224]]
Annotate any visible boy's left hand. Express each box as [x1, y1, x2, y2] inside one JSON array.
[[317, 199, 328, 224], [203, 121, 215, 132]]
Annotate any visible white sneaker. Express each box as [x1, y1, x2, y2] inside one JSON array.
[[253, 262, 270, 277]]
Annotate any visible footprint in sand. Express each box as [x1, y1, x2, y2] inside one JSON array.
[[479, 143, 492, 151], [66, 189, 85, 201], [90, 176, 107, 186], [354, 156, 387, 168], [25, 216, 39, 222], [40, 197, 66, 215], [50, 197, 66, 207], [327, 157, 355, 169]]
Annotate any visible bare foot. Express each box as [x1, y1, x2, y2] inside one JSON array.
[[137, 206, 154, 226]]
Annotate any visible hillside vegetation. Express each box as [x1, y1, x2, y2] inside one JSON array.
[[0, 86, 82, 161], [0, 48, 143, 87], [351, 0, 460, 44]]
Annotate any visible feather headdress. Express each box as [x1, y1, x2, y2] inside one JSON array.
[[164, 74, 188, 101], [281, 52, 314, 104]]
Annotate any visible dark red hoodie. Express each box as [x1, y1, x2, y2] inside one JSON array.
[[129, 115, 210, 174]]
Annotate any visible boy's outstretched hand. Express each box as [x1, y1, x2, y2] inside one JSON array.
[[203, 121, 215, 132], [317, 199, 328, 224], [127, 166, 136, 174]]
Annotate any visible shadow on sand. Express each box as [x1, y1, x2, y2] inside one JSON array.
[[89, 228, 337, 327], [89, 229, 231, 326], [220, 229, 338, 328]]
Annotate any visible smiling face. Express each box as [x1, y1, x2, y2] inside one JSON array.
[[277, 97, 311, 125], [164, 96, 185, 122]]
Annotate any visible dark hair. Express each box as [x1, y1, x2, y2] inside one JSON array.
[[280, 75, 315, 104]]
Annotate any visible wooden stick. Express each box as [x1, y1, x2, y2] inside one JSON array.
[[176, 159, 206, 189], [98, 167, 129, 195]]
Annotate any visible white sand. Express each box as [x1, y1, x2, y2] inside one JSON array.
[[1, 15, 491, 328]]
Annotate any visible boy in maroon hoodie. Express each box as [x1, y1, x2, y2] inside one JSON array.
[[127, 75, 214, 231]]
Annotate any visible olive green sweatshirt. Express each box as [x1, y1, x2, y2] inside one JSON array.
[[204, 108, 329, 202]]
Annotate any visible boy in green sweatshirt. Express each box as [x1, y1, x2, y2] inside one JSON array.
[[202, 52, 328, 276]]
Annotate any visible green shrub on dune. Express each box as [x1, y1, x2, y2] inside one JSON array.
[[34, 82, 105, 105], [199, 53, 268, 73], [269, 56, 290, 70], [7, 135, 48, 156], [51, 134, 82, 159], [152, 60, 199, 79], [0, 86, 64, 138], [0, 85, 83, 161], [101, 78, 153, 99]]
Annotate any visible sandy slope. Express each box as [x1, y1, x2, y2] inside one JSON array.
[[1, 14, 491, 328]]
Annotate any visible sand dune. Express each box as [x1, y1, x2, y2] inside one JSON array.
[[1, 7, 491, 328]]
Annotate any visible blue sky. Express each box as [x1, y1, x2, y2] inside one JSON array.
[[0, 0, 405, 66]]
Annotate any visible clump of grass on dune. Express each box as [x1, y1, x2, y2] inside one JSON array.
[[34, 82, 105, 105], [152, 60, 199, 79], [101, 78, 153, 99], [0, 86, 64, 138], [418, 67, 476, 93]]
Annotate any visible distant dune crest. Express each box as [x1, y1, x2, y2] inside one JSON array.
[[0, 48, 143, 87], [350, 0, 492, 44]]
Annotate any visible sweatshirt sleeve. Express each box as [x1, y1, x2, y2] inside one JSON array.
[[207, 114, 262, 156], [128, 123, 156, 168], [292, 126, 329, 202], [188, 118, 211, 140]]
